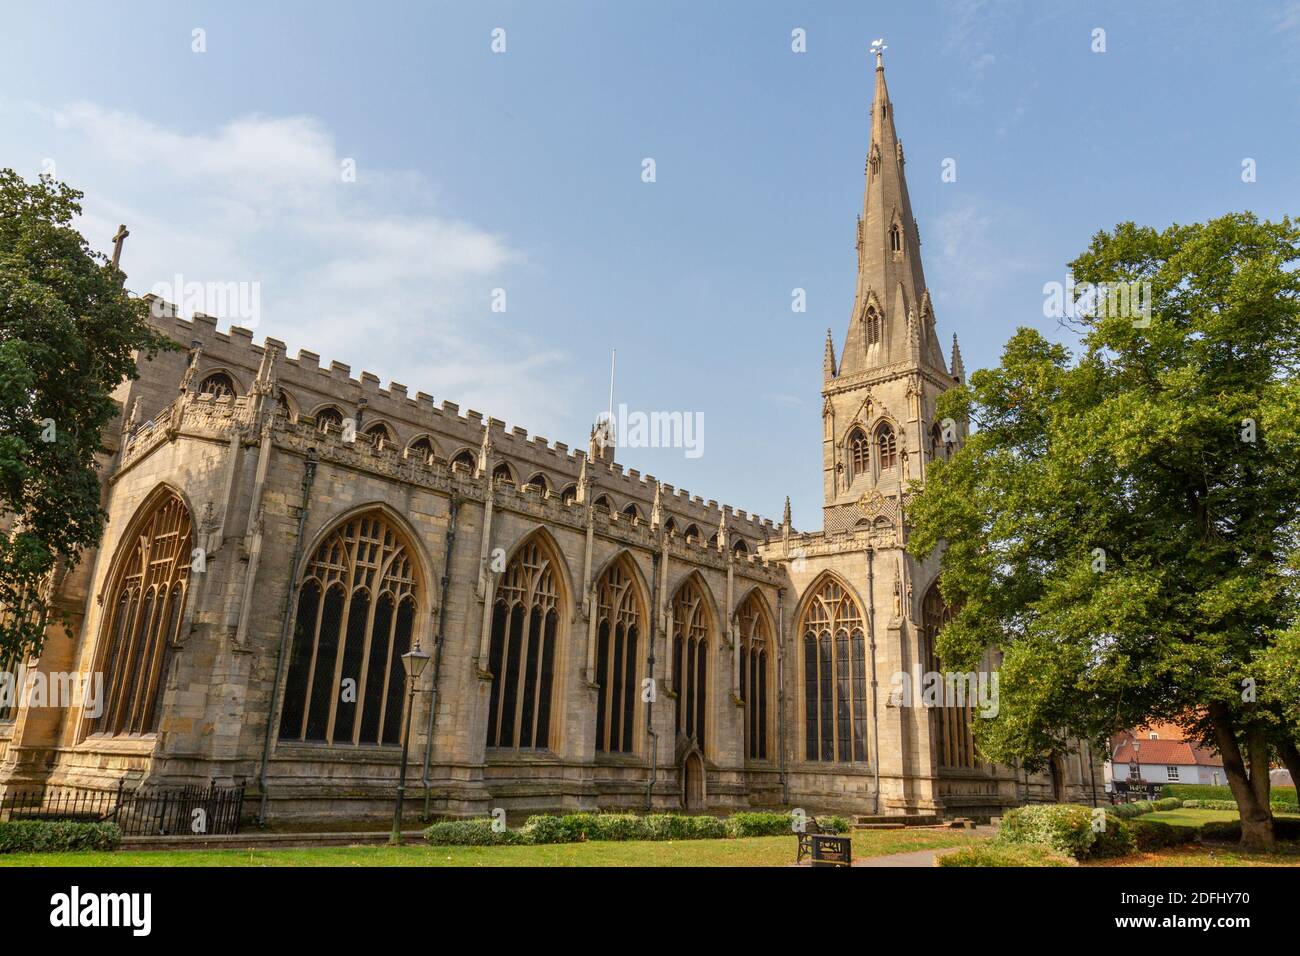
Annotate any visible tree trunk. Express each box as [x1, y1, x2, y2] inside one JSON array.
[[1281, 740, 1300, 799], [1208, 703, 1274, 851]]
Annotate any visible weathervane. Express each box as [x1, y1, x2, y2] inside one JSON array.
[[871, 37, 887, 67]]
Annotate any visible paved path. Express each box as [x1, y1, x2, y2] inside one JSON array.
[[853, 846, 964, 867]]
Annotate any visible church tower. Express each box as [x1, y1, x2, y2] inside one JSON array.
[[821, 45, 964, 535]]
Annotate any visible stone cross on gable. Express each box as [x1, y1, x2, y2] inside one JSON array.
[[110, 224, 130, 270]]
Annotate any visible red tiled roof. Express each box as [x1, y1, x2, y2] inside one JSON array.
[[1111, 736, 1222, 768]]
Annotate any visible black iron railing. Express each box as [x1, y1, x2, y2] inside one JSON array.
[[0, 780, 246, 836]]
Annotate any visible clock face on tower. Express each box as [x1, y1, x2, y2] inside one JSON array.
[[858, 489, 886, 518]]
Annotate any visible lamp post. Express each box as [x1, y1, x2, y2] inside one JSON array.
[[390, 644, 432, 845]]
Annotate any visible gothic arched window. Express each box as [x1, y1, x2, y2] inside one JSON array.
[[664, 517, 677, 536], [560, 484, 578, 506], [798, 576, 867, 762], [732, 538, 749, 556], [683, 524, 701, 544], [486, 537, 562, 750], [279, 512, 420, 746], [671, 577, 710, 753], [451, 449, 476, 471], [922, 583, 976, 769], [198, 371, 237, 399], [527, 473, 550, 494], [407, 436, 437, 464], [865, 309, 882, 346], [890, 223, 902, 253], [622, 503, 642, 523], [736, 592, 771, 760], [89, 489, 193, 736], [492, 462, 515, 486], [876, 422, 898, 471], [847, 427, 870, 480], [275, 387, 298, 422], [314, 406, 345, 433], [593, 494, 614, 515], [593, 559, 642, 754], [363, 422, 393, 449]]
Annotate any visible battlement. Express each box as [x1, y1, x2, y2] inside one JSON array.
[[136, 295, 777, 543]]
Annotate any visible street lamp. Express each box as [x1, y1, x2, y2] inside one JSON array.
[[389, 644, 432, 845]]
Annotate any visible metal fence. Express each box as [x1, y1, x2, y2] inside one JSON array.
[[0, 780, 245, 836]]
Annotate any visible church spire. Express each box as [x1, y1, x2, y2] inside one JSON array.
[[837, 45, 942, 379], [950, 332, 965, 382], [823, 328, 837, 381]]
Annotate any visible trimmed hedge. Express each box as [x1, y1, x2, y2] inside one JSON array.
[[1108, 800, 1159, 819], [1000, 804, 1133, 860], [423, 818, 526, 846], [0, 820, 122, 853], [425, 810, 850, 847], [1165, 784, 1298, 810], [1181, 797, 1297, 813], [1128, 819, 1198, 851], [938, 843, 1075, 867], [1200, 817, 1300, 843], [727, 812, 800, 837]]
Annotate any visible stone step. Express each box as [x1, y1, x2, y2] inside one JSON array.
[[853, 814, 942, 827]]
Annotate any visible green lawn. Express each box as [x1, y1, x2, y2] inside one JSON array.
[[1090, 844, 1300, 867], [0, 827, 985, 867], [1144, 808, 1251, 826], [1144, 808, 1300, 827]]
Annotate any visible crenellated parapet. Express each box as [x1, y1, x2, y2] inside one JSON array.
[[113, 379, 786, 584], [129, 297, 777, 551]]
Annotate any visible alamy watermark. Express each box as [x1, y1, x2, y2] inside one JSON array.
[[150, 274, 261, 328], [595, 403, 704, 459], [0, 665, 103, 718], [888, 669, 999, 718], [1042, 272, 1152, 327]]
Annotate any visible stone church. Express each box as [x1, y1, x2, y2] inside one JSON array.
[[0, 53, 1100, 822]]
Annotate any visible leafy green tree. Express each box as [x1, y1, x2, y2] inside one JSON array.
[[910, 213, 1300, 850], [0, 170, 169, 661]]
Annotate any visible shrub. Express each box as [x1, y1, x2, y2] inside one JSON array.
[[938, 843, 1074, 867], [586, 814, 649, 842], [0, 821, 121, 853], [727, 811, 799, 837], [1128, 819, 1198, 851], [1000, 804, 1137, 859], [1199, 818, 1300, 843], [1153, 797, 1182, 811], [1181, 799, 1238, 810], [642, 814, 698, 841], [423, 818, 524, 846], [1107, 801, 1157, 819], [1090, 816, 1136, 858], [1165, 784, 1298, 810], [1000, 804, 1098, 858], [427, 809, 840, 847], [686, 815, 729, 839]]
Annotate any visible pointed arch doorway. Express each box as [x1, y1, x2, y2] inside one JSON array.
[[682, 750, 705, 811]]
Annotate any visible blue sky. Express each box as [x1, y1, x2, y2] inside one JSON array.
[[2, 1, 1297, 529]]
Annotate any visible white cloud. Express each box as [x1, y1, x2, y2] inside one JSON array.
[[15, 101, 574, 432], [929, 201, 1034, 312], [1277, 2, 1300, 38]]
